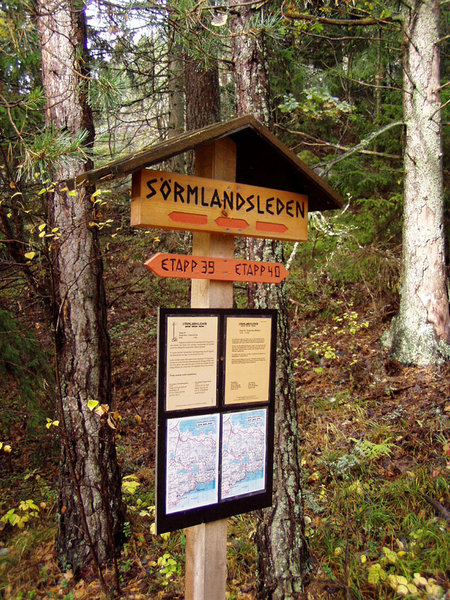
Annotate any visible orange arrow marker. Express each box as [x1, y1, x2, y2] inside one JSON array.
[[214, 217, 249, 231], [145, 253, 289, 284]]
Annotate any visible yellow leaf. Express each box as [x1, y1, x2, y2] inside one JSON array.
[[24, 251, 36, 260], [334, 547, 343, 557], [396, 584, 409, 596], [360, 555, 367, 564], [87, 399, 99, 411], [3, 445, 11, 453], [426, 582, 443, 596], [413, 573, 428, 587], [38, 223, 46, 231], [67, 190, 78, 197], [107, 414, 117, 429]]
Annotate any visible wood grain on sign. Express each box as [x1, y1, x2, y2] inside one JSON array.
[[146, 253, 289, 283], [131, 169, 308, 242]]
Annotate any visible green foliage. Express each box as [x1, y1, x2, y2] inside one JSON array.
[[1, 500, 40, 529], [279, 88, 353, 120], [152, 552, 182, 586], [20, 127, 91, 178], [0, 309, 52, 439], [88, 69, 129, 113], [121, 474, 141, 496], [310, 469, 449, 599], [322, 437, 395, 479]]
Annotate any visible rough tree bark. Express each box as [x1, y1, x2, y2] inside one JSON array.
[[388, 0, 450, 364], [167, 25, 185, 173], [185, 59, 221, 130], [37, 0, 124, 572], [231, 4, 309, 597]]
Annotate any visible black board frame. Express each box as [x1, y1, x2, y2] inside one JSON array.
[[156, 308, 277, 534]]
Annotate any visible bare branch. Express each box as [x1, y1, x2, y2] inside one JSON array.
[[315, 121, 404, 171], [430, 97, 450, 120], [275, 124, 402, 160], [281, 2, 403, 27]]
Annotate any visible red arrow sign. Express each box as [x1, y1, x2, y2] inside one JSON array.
[[145, 253, 289, 284]]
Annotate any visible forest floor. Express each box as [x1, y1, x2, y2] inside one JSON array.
[[0, 237, 449, 600]]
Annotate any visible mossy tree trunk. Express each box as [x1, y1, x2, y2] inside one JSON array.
[[231, 5, 309, 597], [388, 0, 450, 364], [37, 0, 124, 573]]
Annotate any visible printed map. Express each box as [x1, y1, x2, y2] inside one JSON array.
[[221, 409, 267, 499], [166, 414, 219, 514]]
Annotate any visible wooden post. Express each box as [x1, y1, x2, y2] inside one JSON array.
[[185, 138, 236, 600]]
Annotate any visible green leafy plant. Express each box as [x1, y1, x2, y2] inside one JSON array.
[[1, 500, 40, 529], [150, 552, 182, 586]]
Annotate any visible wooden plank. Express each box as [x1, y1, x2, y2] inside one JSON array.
[[145, 252, 289, 283], [72, 115, 252, 186], [68, 115, 343, 213], [185, 138, 236, 600], [131, 168, 308, 242], [185, 520, 228, 600]]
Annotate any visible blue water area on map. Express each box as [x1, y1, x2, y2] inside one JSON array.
[[196, 481, 216, 491], [179, 418, 217, 436]]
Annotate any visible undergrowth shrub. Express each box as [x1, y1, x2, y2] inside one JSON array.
[[0, 309, 52, 440]]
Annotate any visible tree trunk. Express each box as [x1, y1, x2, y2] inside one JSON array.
[[167, 37, 185, 173], [37, 0, 124, 573], [231, 5, 309, 597], [185, 59, 220, 130], [231, 2, 270, 123], [388, 0, 450, 364]]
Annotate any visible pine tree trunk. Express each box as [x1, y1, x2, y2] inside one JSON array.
[[167, 39, 185, 173], [37, 0, 124, 572], [231, 6, 309, 597], [185, 59, 220, 130], [388, 0, 450, 364]]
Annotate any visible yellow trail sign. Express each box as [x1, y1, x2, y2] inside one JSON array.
[[131, 169, 308, 242]]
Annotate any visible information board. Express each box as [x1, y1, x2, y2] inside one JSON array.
[[156, 308, 277, 534]]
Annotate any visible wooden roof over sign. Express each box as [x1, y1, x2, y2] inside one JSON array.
[[71, 115, 343, 212]]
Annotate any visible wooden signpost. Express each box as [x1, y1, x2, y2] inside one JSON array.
[[185, 138, 236, 600], [70, 114, 343, 600], [138, 139, 295, 600], [145, 252, 289, 283]]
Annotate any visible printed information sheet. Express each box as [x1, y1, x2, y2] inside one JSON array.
[[224, 316, 272, 405], [166, 414, 220, 514], [221, 409, 267, 499], [166, 316, 218, 410]]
